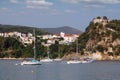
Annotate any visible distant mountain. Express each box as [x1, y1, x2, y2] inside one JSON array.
[[41, 26, 82, 34], [0, 24, 82, 34], [0, 24, 48, 35]]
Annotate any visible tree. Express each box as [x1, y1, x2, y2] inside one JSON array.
[[97, 16, 101, 19], [103, 16, 108, 20], [96, 45, 104, 52]]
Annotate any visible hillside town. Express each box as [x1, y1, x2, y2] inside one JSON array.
[[0, 31, 79, 46]]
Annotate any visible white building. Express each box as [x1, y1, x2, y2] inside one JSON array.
[[41, 34, 52, 39], [60, 32, 65, 38], [0, 33, 4, 37], [28, 33, 32, 38], [63, 34, 78, 43]]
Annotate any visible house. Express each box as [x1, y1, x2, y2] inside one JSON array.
[[52, 34, 61, 38], [64, 34, 79, 43], [41, 34, 52, 39]]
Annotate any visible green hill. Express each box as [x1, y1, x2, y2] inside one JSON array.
[[0, 24, 48, 35], [78, 16, 120, 60]]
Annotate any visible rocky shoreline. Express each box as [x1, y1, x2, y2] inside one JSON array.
[[63, 52, 120, 61], [0, 54, 120, 61]]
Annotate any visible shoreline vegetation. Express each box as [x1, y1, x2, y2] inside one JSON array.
[[0, 58, 120, 61], [1, 54, 120, 61]]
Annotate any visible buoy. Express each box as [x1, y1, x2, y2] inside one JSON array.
[[32, 70, 34, 73], [15, 63, 18, 65]]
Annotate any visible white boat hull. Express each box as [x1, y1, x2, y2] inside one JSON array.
[[21, 60, 41, 65], [54, 58, 62, 61], [67, 60, 81, 64], [81, 59, 94, 63], [67, 59, 94, 64], [40, 59, 53, 63]]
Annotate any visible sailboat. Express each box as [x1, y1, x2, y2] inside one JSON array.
[[81, 43, 94, 63], [40, 46, 53, 62], [67, 38, 81, 64], [21, 29, 41, 65]]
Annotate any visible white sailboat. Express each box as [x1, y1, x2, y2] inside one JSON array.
[[21, 29, 41, 65], [81, 58, 94, 63], [67, 38, 81, 64], [67, 60, 81, 64], [40, 46, 53, 63], [54, 58, 62, 62], [81, 43, 94, 63]]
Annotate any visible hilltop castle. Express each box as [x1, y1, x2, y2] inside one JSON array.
[[92, 16, 109, 26]]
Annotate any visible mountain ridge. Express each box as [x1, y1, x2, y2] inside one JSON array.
[[41, 26, 82, 34], [0, 24, 48, 35], [0, 24, 82, 34]]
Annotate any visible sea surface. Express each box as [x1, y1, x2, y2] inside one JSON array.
[[0, 60, 120, 80]]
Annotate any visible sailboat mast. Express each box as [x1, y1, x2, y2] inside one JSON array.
[[47, 46, 50, 59], [76, 38, 78, 55], [33, 29, 36, 59]]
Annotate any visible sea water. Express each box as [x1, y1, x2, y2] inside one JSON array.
[[0, 60, 120, 80]]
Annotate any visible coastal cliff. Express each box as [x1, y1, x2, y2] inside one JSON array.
[[78, 16, 120, 60]]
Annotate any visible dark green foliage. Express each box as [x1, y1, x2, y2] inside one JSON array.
[[0, 36, 71, 58], [112, 32, 119, 41], [97, 16, 101, 19], [86, 22, 96, 32], [96, 45, 104, 52], [51, 52, 58, 59], [108, 52, 113, 56], [0, 37, 24, 58], [98, 24, 103, 29], [103, 16, 108, 20], [106, 20, 120, 32], [114, 45, 120, 56], [78, 32, 89, 54], [106, 30, 111, 36], [49, 43, 71, 58], [95, 22, 99, 26], [22, 44, 33, 58]]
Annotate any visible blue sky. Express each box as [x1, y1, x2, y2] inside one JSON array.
[[0, 0, 120, 31]]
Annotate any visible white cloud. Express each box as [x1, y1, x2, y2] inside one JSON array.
[[64, 9, 76, 13], [10, 0, 19, 4], [61, 0, 80, 4], [26, 5, 49, 9], [83, 4, 104, 8], [60, 0, 120, 4], [26, 0, 53, 6], [0, 8, 11, 12], [26, 0, 53, 9]]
